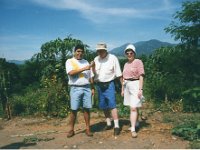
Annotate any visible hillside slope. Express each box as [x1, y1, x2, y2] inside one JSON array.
[[110, 39, 175, 56]]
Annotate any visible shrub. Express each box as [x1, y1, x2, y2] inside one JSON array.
[[163, 112, 200, 148], [182, 87, 200, 112], [11, 88, 44, 116], [11, 82, 70, 117], [172, 121, 200, 141]]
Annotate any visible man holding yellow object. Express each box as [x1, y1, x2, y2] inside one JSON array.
[[65, 44, 95, 138]]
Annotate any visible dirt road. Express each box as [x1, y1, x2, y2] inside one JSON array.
[[0, 111, 189, 149]]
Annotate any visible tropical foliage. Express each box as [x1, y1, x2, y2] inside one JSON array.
[[0, 36, 96, 117], [144, 0, 200, 112]]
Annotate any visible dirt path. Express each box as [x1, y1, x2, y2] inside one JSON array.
[[0, 111, 189, 149]]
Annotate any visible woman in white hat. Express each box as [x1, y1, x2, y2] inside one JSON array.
[[121, 44, 145, 138]]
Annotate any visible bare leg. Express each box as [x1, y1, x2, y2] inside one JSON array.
[[111, 108, 119, 128], [130, 107, 138, 132], [67, 110, 77, 138], [111, 108, 118, 120], [104, 109, 112, 126], [103, 109, 111, 118], [111, 108, 120, 135], [83, 108, 93, 136], [83, 108, 90, 130], [68, 110, 77, 131]]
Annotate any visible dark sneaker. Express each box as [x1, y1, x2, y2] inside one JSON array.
[[114, 127, 120, 136], [85, 129, 93, 137], [104, 125, 113, 130], [67, 130, 75, 138]]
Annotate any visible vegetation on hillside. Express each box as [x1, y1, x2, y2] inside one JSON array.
[[0, 0, 200, 147]]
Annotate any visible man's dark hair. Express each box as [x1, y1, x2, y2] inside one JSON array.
[[74, 44, 84, 52]]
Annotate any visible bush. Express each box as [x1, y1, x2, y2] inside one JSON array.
[[163, 112, 200, 148], [11, 87, 44, 116], [12, 97, 26, 115], [11, 82, 70, 117], [43, 85, 70, 118], [172, 121, 200, 141], [182, 87, 200, 112]]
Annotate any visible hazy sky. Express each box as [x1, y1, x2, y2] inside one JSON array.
[[0, 0, 186, 60]]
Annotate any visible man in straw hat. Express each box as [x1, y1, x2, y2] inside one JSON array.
[[92, 43, 123, 136]]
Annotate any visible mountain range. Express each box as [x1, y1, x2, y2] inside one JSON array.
[[8, 60, 26, 65], [8, 39, 175, 64], [110, 39, 175, 56]]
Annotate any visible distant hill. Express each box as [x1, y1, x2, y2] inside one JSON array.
[[8, 60, 26, 65], [110, 39, 175, 56]]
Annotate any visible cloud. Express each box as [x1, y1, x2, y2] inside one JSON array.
[[30, 0, 177, 23]]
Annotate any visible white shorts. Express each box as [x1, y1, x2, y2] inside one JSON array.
[[123, 80, 142, 108]]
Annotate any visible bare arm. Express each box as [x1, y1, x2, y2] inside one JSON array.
[[138, 75, 144, 99], [119, 76, 123, 85], [121, 76, 124, 96], [90, 77, 95, 89], [68, 65, 91, 76], [90, 77, 95, 96], [139, 75, 144, 90]]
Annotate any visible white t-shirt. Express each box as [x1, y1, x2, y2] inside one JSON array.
[[65, 57, 93, 86], [94, 54, 122, 82]]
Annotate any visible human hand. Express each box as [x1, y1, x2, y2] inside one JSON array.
[[90, 61, 95, 67], [121, 90, 124, 97], [138, 90, 143, 99], [84, 65, 91, 70]]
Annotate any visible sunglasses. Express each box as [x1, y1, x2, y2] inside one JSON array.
[[126, 52, 134, 55]]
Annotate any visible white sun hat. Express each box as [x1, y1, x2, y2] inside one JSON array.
[[124, 44, 136, 54]]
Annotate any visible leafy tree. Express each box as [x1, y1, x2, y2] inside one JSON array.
[[145, 0, 200, 111], [19, 60, 41, 86], [145, 46, 186, 101], [165, 0, 200, 89], [165, 0, 200, 48]]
